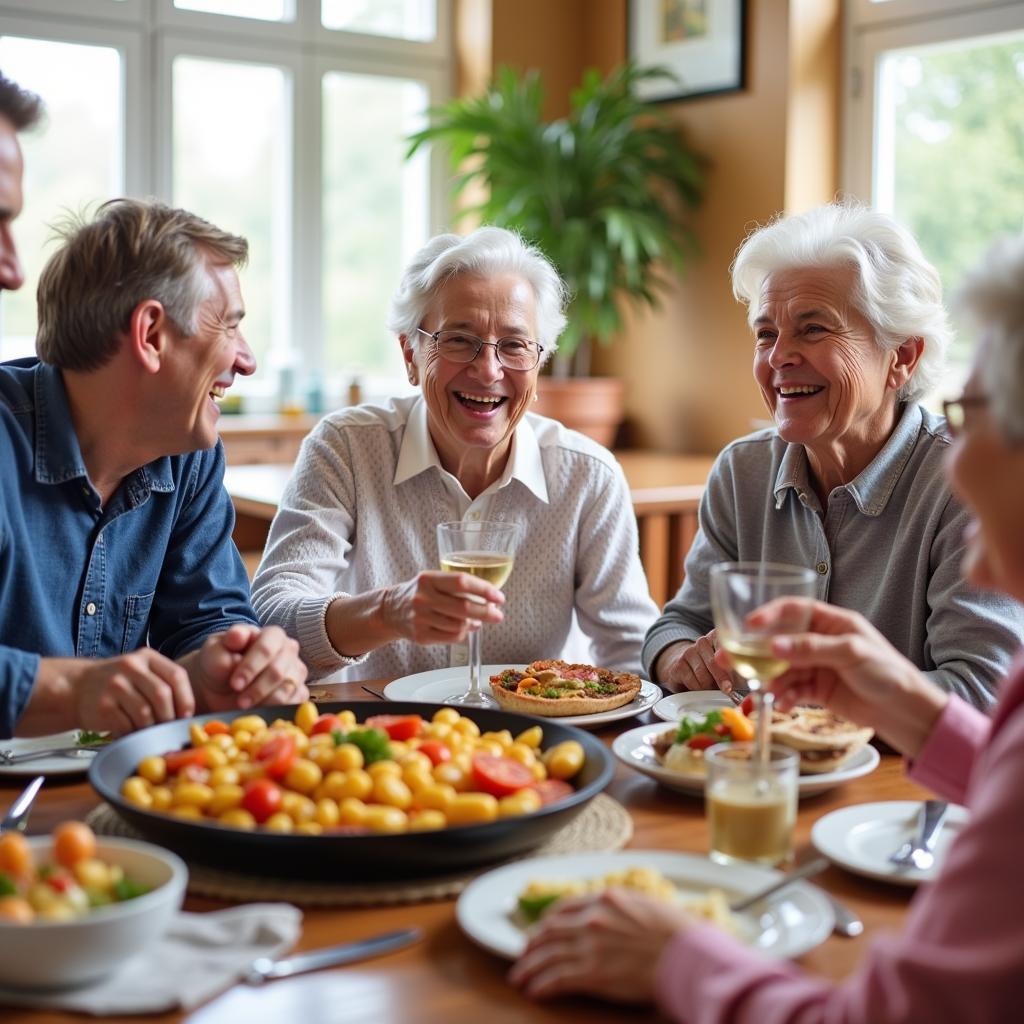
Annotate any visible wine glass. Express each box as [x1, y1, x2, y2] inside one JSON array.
[[436, 520, 521, 709], [709, 562, 817, 764]]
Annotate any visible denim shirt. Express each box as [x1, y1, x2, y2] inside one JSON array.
[[642, 402, 1024, 710], [0, 359, 257, 736]]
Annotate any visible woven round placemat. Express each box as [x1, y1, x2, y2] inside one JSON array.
[[86, 793, 632, 906]]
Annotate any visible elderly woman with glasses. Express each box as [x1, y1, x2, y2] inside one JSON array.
[[510, 230, 1024, 1022], [251, 227, 658, 681], [643, 202, 1023, 709]]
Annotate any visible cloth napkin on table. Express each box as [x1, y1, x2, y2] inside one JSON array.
[[0, 902, 302, 1016]]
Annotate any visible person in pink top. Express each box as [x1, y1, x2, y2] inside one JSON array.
[[509, 232, 1024, 1021]]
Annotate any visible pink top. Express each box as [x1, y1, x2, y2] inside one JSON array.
[[654, 651, 1024, 1024]]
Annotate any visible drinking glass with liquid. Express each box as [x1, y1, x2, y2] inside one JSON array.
[[706, 743, 799, 867]]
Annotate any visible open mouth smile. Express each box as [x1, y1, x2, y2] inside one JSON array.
[[776, 384, 824, 399], [455, 390, 508, 413]]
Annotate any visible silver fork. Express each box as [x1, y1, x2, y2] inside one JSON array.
[[0, 745, 98, 766], [888, 800, 949, 871]]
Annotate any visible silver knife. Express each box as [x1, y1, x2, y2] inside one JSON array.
[[243, 927, 422, 985], [0, 775, 44, 832]]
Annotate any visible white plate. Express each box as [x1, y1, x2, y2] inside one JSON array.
[[0, 730, 101, 777], [653, 690, 737, 722], [812, 801, 968, 887], [613, 723, 880, 798], [382, 665, 662, 729], [456, 849, 834, 960]]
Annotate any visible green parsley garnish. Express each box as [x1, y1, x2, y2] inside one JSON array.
[[331, 727, 392, 764], [76, 730, 112, 747], [674, 710, 730, 745]]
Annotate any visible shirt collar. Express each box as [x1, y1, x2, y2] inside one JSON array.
[[32, 361, 175, 495], [773, 402, 923, 517], [393, 396, 549, 503]]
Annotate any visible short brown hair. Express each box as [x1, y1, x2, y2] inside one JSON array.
[[36, 198, 248, 371], [0, 71, 43, 131]]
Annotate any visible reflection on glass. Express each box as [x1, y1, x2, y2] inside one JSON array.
[[322, 70, 429, 381], [173, 0, 289, 20], [0, 36, 121, 360], [321, 0, 435, 41], [173, 57, 289, 376]]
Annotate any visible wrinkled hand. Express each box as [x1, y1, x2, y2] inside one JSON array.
[[655, 630, 736, 694], [383, 571, 505, 647], [718, 598, 945, 757], [190, 624, 309, 712], [508, 887, 693, 1004], [73, 650, 195, 736]]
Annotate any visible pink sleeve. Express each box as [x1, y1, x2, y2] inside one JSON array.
[[906, 695, 990, 803]]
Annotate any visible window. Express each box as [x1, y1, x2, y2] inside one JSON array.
[[0, 0, 450, 405], [844, 0, 1024, 386]]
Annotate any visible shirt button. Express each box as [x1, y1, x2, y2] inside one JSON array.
[[85, 602, 97, 616], [469, 511, 480, 521], [816, 561, 828, 575]]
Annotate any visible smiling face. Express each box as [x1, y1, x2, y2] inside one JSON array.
[[752, 266, 902, 471], [401, 271, 540, 475], [162, 260, 255, 453]]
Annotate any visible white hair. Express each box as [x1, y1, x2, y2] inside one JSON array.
[[956, 234, 1024, 442], [386, 226, 568, 360], [730, 201, 950, 403]]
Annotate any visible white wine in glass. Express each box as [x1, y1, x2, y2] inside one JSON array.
[[710, 562, 817, 764], [436, 520, 521, 709]]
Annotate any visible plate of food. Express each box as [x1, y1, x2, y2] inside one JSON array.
[[383, 662, 662, 729], [812, 801, 968, 887], [0, 729, 111, 777], [456, 849, 834, 961], [613, 701, 880, 797], [89, 700, 614, 880]]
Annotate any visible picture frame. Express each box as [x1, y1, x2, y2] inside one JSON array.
[[627, 0, 747, 103]]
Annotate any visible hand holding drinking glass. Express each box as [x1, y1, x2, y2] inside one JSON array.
[[710, 562, 816, 763], [436, 520, 521, 709]]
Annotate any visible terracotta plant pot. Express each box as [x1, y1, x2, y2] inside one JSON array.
[[534, 377, 626, 448]]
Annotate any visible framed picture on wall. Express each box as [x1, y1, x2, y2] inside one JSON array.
[[628, 0, 747, 102]]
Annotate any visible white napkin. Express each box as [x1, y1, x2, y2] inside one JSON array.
[[0, 902, 302, 1016]]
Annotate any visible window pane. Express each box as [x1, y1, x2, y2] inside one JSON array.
[[321, 0, 435, 42], [0, 37, 122, 361], [174, 0, 290, 20], [173, 57, 289, 382], [876, 32, 1024, 369], [322, 71, 429, 383]]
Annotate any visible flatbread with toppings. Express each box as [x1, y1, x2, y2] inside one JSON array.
[[489, 660, 642, 717], [761, 704, 875, 774]]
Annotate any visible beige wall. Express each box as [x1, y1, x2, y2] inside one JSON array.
[[477, 0, 841, 453]]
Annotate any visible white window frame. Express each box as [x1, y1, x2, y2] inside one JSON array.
[[0, 0, 452, 396]]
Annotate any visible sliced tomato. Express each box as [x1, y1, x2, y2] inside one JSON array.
[[713, 723, 730, 736], [241, 778, 283, 823], [365, 714, 423, 742], [163, 747, 209, 774], [686, 734, 718, 751], [740, 694, 755, 717], [255, 732, 297, 779], [471, 754, 535, 797], [203, 720, 230, 736], [528, 779, 574, 806], [310, 713, 344, 737], [418, 740, 452, 767]]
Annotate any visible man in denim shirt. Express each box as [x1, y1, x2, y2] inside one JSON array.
[[0, 83, 307, 737]]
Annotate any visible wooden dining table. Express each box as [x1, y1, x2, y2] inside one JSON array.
[[2, 681, 932, 1024]]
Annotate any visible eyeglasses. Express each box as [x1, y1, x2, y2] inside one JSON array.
[[942, 394, 989, 436], [416, 328, 544, 371]]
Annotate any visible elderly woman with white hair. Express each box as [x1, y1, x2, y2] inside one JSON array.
[[511, 231, 1024, 1021], [643, 202, 1023, 708], [251, 227, 657, 681]]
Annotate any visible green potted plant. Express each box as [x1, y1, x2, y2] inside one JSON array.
[[407, 62, 704, 444]]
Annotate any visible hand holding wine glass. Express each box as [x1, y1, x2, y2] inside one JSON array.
[[710, 562, 816, 764], [436, 520, 521, 709]]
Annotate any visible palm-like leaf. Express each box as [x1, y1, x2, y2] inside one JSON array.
[[407, 63, 705, 373]]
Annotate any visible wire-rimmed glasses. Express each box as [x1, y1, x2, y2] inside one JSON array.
[[416, 328, 544, 371]]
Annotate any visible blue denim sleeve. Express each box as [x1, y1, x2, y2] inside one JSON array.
[[0, 646, 40, 738], [147, 442, 259, 660]]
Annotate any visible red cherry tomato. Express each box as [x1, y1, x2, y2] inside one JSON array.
[[686, 734, 718, 751], [740, 695, 755, 717], [713, 723, 730, 736], [163, 747, 210, 774], [418, 740, 452, 767], [365, 714, 423, 741], [241, 778, 283, 823], [310, 714, 344, 736], [471, 754, 535, 797], [528, 779, 574, 806], [255, 733, 298, 779], [203, 720, 230, 736]]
